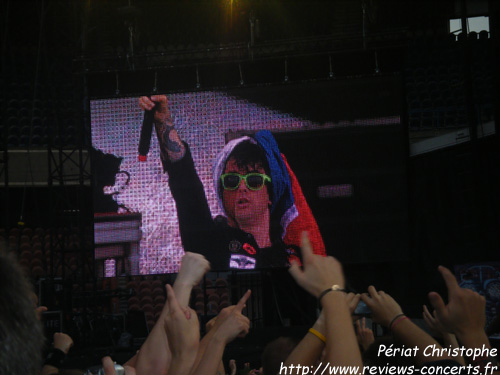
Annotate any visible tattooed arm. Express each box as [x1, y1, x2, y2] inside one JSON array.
[[139, 95, 185, 162]]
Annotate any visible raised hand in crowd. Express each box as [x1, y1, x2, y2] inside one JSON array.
[[361, 285, 452, 365], [423, 305, 465, 365], [173, 251, 211, 307], [289, 232, 344, 297], [428, 266, 490, 350], [134, 252, 209, 375], [360, 286, 403, 327], [289, 232, 362, 369], [41, 332, 74, 375], [53, 332, 74, 355], [210, 290, 251, 344], [428, 266, 498, 374], [165, 284, 200, 375], [190, 290, 251, 375], [356, 317, 375, 352]]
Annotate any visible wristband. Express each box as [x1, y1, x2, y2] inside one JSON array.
[[308, 328, 326, 343], [43, 348, 66, 368], [318, 285, 346, 303], [390, 315, 409, 331], [388, 313, 405, 329]]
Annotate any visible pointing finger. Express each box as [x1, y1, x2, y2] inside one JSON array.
[[367, 285, 379, 299], [300, 231, 314, 264], [288, 260, 304, 283], [438, 266, 460, 296], [428, 291, 446, 318], [235, 290, 251, 313]]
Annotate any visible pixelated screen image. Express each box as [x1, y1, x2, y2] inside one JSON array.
[[90, 76, 405, 276], [454, 263, 500, 339]]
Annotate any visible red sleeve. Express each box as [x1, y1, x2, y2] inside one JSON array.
[[281, 154, 326, 257]]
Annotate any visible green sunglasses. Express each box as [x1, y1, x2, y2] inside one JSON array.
[[220, 173, 272, 191]]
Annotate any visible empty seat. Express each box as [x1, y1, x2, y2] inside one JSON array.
[[128, 296, 140, 306], [152, 287, 164, 297], [153, 295, 165, 305], [206, 301, 219, 315], [151, 280, 163, 289], [31, 265, 45, 278], [141, 304, 154, 314], [208, 294, 220, 304]]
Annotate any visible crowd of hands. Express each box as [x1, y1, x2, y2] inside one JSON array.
[[42, 233, 496, 375]]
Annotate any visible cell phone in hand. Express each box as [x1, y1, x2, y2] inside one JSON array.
[[354, 300, 371, 316]]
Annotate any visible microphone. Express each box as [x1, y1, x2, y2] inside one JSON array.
[[138, 105, 156, 162]]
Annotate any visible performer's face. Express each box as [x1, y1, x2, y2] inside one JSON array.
[[222, 157, 271, 227]]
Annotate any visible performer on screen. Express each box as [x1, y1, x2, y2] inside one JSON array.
[[139, 95, 326, 270]]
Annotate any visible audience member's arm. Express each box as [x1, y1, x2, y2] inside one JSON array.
[[284, 311, 326, 367], [361, 286, 452, 365], [429, 266, 497, 371], [164, 284, 200, 375], [41, 332, 74, 375], [423, 304, 465, 365], [204, 316, 227, 375], [191, 302, 245, 372], [190, 291, 251, 375], [289, 232, 362, 370], [135, 252, 209, 375], [124, 352, 138, 368]]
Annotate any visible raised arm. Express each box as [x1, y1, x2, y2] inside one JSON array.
[[139, 95, 185, 162], [422, 304, 465, 365], [139, 95, 217, 261], [164, 284, 200, 375], [41, 332, 74, 375], [289, 232, 362, 370], [190, 290, 251, 375], [283, 311, 326, 368], [134, 252, 209, 375], [360, 286, 452, 365], [428, 266, 497, 371]]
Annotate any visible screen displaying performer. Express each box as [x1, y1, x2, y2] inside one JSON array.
[[90, 77, 405, 275]]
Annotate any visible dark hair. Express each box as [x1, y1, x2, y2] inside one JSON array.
[[226, 141, 271, 175], [0, 247, 45, 375], [261, 336, 299, 375]]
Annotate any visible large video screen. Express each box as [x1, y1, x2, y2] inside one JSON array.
[[91, 76, 407, 276]]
